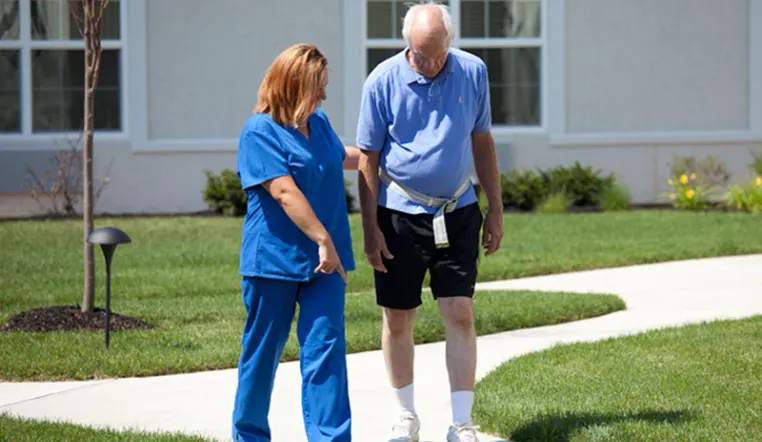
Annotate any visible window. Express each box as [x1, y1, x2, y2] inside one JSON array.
[[0, 0, 122, 134], [365, 0, 543, 126]]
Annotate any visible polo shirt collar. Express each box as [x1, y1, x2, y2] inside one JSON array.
[[399, 48, 455, 84]]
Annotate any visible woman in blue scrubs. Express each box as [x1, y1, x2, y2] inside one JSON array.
[[231, 44, 360, 442]]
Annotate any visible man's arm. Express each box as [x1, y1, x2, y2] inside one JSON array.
[[357, 150, 380, 229], [357, 149, 393, 271], [471, 131, 504, 255], [354, 79, 394, 271], [471, 132, 503, 211], [343, 146, 361, 171]]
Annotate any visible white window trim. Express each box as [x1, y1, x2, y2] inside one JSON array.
[[0, 0, 128, 144], [343, 0, 550, 146], [750, 0, 762, 133]]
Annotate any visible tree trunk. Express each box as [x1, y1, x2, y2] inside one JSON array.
[[81, 83, 95, 312], [80, 1, 96, 313]]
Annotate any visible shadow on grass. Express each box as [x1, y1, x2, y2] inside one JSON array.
[[506, 409, 694, 442]]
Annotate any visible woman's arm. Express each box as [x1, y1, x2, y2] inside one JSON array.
[[263, 175, 330, 245], [343, 146, 361, 171], [262, 174, 347, 281]]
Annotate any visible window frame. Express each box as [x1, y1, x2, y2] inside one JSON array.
[[343, 0, 548, 142], [0, 0, 127, 140]]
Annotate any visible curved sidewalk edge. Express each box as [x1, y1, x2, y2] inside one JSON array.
[[2, 254, 761, 442]]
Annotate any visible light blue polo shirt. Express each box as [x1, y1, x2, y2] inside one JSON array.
[[237, 108, 355, 282], [355, 47, 492, 215]]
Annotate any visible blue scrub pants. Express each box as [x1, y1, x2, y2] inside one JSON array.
[[232, 272, 351, 442]]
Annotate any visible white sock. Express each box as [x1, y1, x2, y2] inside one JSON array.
[[394, 383, 416, 415], [451, 390, 474, 426]]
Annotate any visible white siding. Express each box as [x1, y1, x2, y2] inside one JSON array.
[[2, 0, 761, 218], [146, 0, 345, 140], [565, 0, 749, 133]]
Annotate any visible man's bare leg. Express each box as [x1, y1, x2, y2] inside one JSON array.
[[382, 307, 418, 413], [438, 297, 477, 426]]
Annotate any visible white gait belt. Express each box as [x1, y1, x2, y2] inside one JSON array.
[[379, 168, 472, 248]]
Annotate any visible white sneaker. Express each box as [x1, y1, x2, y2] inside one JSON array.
[[388, 412, 421, 442], [446, 423, 480, 442]]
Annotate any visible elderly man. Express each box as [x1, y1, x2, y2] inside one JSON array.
[[355, 2, 504, 441]]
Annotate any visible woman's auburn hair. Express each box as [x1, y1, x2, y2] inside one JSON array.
[[254, 43, 327, 128]]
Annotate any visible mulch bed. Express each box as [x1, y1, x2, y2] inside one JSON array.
[[1, 306, 153, 333]]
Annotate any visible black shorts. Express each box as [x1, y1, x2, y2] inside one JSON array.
[[374, 202, 483, 310]]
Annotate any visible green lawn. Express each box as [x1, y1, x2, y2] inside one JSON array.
[[2, 210, 761, 381], [3, 211, 761, 295], [0, 287, 623, 381], [0, 413, 212, 442], [473, 316, 762, 442]]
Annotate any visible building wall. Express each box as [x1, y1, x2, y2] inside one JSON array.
[[565, 0, 749, 133], [0, 0, 346, 217], [2, 0, 761, 218], [145, 0, 345, 140], [495, 0, 761, 204]]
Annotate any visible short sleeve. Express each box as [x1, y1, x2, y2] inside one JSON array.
[[237, 128, 290, 190], [355, 81, 388, 151], [473, 64, 492, 134]]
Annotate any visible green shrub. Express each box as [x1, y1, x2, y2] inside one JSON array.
[[725, 176, 762, 213], [750, 151, 762, 177], [344, 179, 356, 213], [500, 169, 546, 211], [203, 169, 247, 216], [540, 161, 615, 207], [203, 169, 355, 216], [596, 178, 632, 212], [536, 190, 573, 214], [500, 162, 615, 211]]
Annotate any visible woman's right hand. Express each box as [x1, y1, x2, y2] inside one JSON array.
[[315, 237, 348, 283]]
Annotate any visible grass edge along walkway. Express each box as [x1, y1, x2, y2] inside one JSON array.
[[473, 315, 762, 442], [0, 412, 214, 442], [0, 290, 626, 381]]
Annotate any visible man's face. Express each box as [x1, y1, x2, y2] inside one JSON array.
[[408, 36, 449, 78]]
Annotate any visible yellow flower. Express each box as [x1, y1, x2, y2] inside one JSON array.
[[690, 173, 697, 180], [670, 193, 676, 200], [685, 189, 695, 199], [668, 178, 674, 185], [756, 176, 762, 186], [680, 175, 688, 185]]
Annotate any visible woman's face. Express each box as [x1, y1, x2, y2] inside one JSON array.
[[315, 69, 328, 108]]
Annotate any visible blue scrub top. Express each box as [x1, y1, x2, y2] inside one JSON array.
[[236, 108, 355, 282]]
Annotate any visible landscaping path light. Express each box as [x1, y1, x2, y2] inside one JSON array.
[[87, 227, 132, 349]]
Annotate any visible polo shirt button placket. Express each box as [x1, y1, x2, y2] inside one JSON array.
[[428, 79, 441, 104]]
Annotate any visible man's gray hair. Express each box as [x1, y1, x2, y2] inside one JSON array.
[[401, 1, 455, 45]]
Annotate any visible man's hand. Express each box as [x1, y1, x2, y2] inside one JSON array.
[[481, 208, 503, 256], [364, 223, 394, 272], [471, 131, 503, 256]]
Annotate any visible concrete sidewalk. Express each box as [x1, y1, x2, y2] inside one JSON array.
[[2, 254, 762, 441]]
